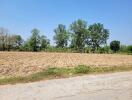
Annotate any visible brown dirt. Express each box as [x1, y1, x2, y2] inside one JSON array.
[[0, 52, 132, 78]]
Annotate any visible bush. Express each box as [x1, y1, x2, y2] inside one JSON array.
[[96, 46, 110, 54], [74, 65, 91, 74], [97, 47, 105, 53], [119, 45, 127, 53], [127, 45, 132, 54], [45, 47, 73, 53], [110, 40, 120, 53]]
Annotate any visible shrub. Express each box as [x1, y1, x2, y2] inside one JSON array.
[[74, 65, 91, 74], [119, 45, 127, 53], [45, 47, 75, 53], [98, 47, 106, 53], [110, 40, 120, 53], [127, 45, 132, 54]]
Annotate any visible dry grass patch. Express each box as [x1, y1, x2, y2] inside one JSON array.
[[0, 65, 132, 85]]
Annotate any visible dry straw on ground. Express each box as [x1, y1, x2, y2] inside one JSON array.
[[0, 52, 132, 78]]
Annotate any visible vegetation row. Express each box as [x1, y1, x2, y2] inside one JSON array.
[[0, 65, 132, 85], [0, 19, 132, 53]]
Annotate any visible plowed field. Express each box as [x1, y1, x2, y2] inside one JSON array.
[[0, 52, 132, 78]]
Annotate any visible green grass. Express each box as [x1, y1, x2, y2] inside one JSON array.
[[0, 65, 132, 85]]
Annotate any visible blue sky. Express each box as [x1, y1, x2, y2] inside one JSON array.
[[0, 0, 132, 45]]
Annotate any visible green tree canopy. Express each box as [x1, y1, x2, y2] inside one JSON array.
[[87, 23, 109, 52], [40, 35, 50, 50], [110, 40, 120, 53], [13, 35, 23, 49], [29, 28, 41, 51], [70, 19, 88, 52], [54, 24, 69, 48]]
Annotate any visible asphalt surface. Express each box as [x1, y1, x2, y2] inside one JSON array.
[[0, 71, 132, 100]]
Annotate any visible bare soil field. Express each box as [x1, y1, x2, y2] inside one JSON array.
[[0, 52, 132, 78]]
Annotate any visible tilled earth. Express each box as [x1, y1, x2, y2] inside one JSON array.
[[0, 52, 132, 78]]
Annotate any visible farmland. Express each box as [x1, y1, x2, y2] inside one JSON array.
[[0, 52, 132, 78]]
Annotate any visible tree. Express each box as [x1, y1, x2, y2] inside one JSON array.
[[87, 23, 109, 52], [6, 34, 15, 51], [70, 19, 88, 52], [15, 35, 23, 46], [110, 40, 120, 53], [29, 28, 40, 51], [0, 27, 24, 51], [40, 35, 50, 50], [12, 35, 23, 50], [54, 24, 69, 48], [0, 27, 8, 51]]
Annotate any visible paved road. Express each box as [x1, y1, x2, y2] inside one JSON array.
[[0, 71, 132, 100]]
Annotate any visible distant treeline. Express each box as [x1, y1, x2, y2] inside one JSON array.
[[0, 19, 132, 54]]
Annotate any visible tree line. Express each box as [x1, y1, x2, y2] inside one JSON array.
[[0, 19, 132, 54]]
